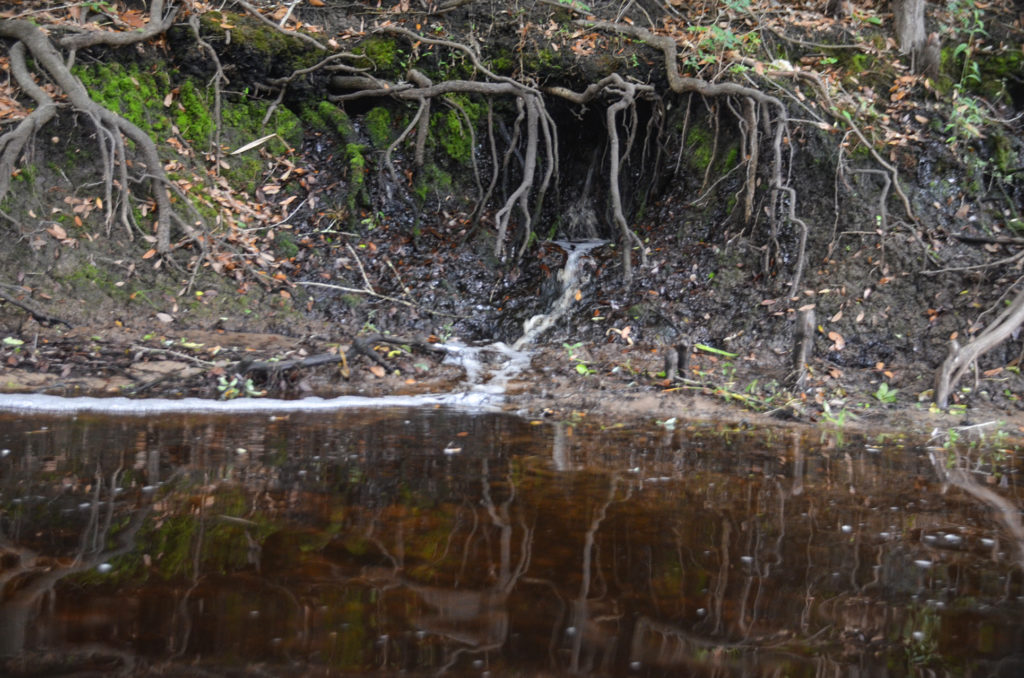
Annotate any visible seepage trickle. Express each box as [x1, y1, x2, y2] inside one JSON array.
[[512, 240, 608, 350]]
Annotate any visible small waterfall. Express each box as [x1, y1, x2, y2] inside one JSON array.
[[513, 240, 607, 350]]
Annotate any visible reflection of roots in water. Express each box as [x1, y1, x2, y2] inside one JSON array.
[[630, 616, 749, 669], [929, 449, 1024, 570]]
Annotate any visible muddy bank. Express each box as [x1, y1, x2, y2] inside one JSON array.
[[2, 315, 1023, 446]]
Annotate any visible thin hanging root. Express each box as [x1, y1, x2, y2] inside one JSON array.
[[606, 82, 647, 278], [340, 23, 556, 260], [700, 104, 720, 193], [494, 95, 539, 257], [547, 73, 654, 277], [444, 97, 484, 208], [584, 20, 808, 287], [742, 97, 759, 225], [673, 94, 693, 177]]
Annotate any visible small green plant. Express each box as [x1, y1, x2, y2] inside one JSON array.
[[360, 211, 385, 231], [437, 322, 455, 342], [557, 0, 591, 11], [217, 375, 265, 399], [2, 337, 24, 352], [563, 341, 596, 376], [821, 401, 856, 427], [874, 382, 898, 403]]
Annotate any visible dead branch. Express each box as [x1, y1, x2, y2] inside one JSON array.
[[0, 286, 72, 328]]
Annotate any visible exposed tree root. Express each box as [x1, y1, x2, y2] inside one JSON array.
[[582, 19, 809, 289], [332, 24, 560, 260], [0, 18, 177, 253], [935, 288, 1024, 408]]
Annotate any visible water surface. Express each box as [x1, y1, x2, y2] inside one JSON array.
[[1, 407, 1021, 676]]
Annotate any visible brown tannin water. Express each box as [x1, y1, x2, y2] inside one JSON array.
[[1, 407, 1021, 677]]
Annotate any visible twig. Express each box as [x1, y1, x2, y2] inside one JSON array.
[[0, 286, 72, 328], [297, 281, 465, 318]]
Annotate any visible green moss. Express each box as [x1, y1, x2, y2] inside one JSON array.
[[356, 37, 400, 72], [685, 125, 713, 169], [365, 107, 393, 148], [346, 143, 367, 184], [971, 48, 1024, 101], [199, 11, 316, 71], [274, 231, 299, 258], [720, 145, 739, 171], [175, 79, 214, 144], [522, 47, 561, 74], [73, 62, 171, 142], [12, 164, 37, 185], [302, 101, 355, 138], [488, 51, 515, 74], [413, 163, 452, 202], [64, 263, 130, 301], [345, 143, 369, 211], [223, 97, 301, 152], [220, 97, 301, 192], [432, 108, 474, 165]]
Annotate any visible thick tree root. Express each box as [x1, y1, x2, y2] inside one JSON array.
[[934, 289, 1024, 408], [0, 15, 177, 253]]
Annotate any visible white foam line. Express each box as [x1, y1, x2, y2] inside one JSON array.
[[0, 391, 500, 416]]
